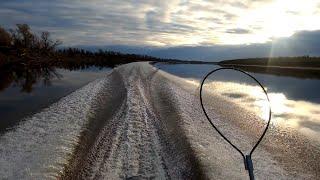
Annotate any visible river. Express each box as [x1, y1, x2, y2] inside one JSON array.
[[0, 62, 319, 179], [0, 66, 111, 133]]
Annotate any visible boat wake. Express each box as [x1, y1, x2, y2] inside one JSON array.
[[0, 62, 318, 179]]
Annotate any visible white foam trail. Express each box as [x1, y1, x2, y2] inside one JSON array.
[[0, 77, 108, 179]]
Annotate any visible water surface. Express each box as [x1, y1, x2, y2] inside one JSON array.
[[156, 63, 320, 142], [0, 67, 111, 133]]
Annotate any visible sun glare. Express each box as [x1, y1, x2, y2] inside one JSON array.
[[232, 0, 320, 44], [197, 79, 320, 142]]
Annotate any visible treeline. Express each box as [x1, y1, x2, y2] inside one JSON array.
[[219, 56, 320, 68], [0, 24, 168, 70], [55, 48, 164, 70], [0, 24, 170, 92]]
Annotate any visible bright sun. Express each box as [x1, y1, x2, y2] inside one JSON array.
[[223, 0, 320, 44]]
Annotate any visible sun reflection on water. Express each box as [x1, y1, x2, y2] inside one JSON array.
[[187, 79, 320, 142]]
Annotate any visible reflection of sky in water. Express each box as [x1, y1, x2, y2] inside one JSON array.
[[203, 81, 270, 120], [0, 67, 111, 132], [157, 63, 320, 103], [189, 78, 320, 142], [157, 63, 320, 143]]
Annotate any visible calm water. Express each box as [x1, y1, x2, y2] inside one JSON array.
[[156, 63, 320, 103], [0, 67, 111, 133], [156, 63, 320, 142]]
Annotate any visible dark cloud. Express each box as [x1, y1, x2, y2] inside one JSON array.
[[78, 30, 320, 61], [0, 0, 154, 45], [145, 11, 158, 29], [160, 30, 320, 60], [0, 0, 205, 45], [226, 28, 251, 34]]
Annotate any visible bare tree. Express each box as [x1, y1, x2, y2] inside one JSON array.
[[40, 31, 62, 53], [0, 26, 12, 47], [9, 24, 42, 50]]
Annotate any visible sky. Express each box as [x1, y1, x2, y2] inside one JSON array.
[[1, 0, 320, 60]]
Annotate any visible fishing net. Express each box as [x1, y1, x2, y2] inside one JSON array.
[[200, 68, 271, 180]]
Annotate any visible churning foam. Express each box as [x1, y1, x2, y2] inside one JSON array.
[[0, 78, 108, 179]]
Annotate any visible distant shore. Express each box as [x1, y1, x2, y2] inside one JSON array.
[[218, 57, 320, 79], [218, 57, 320, 67]]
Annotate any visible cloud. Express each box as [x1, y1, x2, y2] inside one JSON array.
[[223, 12, 237, 20], [0, 0, 320, 47], [226, 28, 251, 34], [152, 30, 320, 60], [230, 2, 248, 9], [76, 30, 320, 61]]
